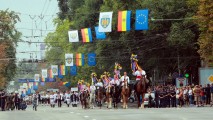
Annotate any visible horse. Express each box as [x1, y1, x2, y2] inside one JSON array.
[[112, 84, 120, 109], [121, 79, 130, 109], [135, 75, 147, 108], [89, 86, 96, 109], [96, 86, 104, 108], [80, 91, 89, 109], [105, 86, 113, 109]]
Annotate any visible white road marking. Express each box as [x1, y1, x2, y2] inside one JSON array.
[[84, 116, 89, 118]]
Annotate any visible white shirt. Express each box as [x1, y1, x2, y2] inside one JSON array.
[[183, 89, 188, 95], [133, 70, 146, 80], [95, 82, 103, 87], [120, 75, 130, 86], [188, 89, 193, 96]]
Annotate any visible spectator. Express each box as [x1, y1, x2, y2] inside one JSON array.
[[205, 84, 211, 105], [210, 83, 213, 106], [188, 86, 194, 106]]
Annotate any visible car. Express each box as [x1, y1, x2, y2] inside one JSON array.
[[144, 92, 155, 107]]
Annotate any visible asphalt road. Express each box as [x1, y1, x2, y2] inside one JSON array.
[[0, 104, 212, 120]]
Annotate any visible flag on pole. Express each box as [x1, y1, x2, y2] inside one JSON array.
[[49, 69, 53, 79], [81, 28, 93, 43], [51, 65, 58, 76], [60, 65, 66, 75], [135, 9, 149, 30], [68, 30, 79, 42], [88, 53, 96, 66], [95, 26, 106, 39], [117, 10, 131, 31], [76, 53, 84, 66], [63, 82, 71, 87], [42, 69, 48, 78], [34, 74, 40, 82], [65, 53, 73, 66], [70, 65, 77, 76], [41, 77, 45, 82], [33, 82, 38, 90], [98, 12, 113, 32]]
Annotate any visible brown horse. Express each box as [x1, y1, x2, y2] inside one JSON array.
[[80, 90, 89, 109], [105, 86, 113, 109], [96, 86, 103, 109], [135, 75, 146, 108], [121, 79, 130, 109]]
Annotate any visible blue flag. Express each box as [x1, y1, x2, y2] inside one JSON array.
[[40, 82, 45, 86], [95, 26, 106, 39], [70, 65, 77, 76], [135, 9, 149, 30], [88, 53, 96, 66]]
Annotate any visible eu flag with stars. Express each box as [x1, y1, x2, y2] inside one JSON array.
[[70, 65, 77, 76], [135, 9, 149, 30], [88, 53, 96, 66], [95, 26, 106, 40]]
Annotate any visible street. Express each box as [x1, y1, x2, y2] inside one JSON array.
[[0, 105, 212, 120]]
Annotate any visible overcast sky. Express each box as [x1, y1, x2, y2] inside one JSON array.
[[0, 0, 59, 61]]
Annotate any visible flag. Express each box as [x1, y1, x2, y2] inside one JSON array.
[[40, 82, 45, 86], [33, 82, 38, 90], [59, 65, 66, 75], [117, 10, 131, 31], [95, 26, 106, 39], [26, 88, 31, 95], [34, 74, 40, 82], [58, 66, 64, 79], [68, 30, 79, 42], [65, 53, 73, 66], [76, 53, 84, 66], [135, 9, 149, 30], [70, 65, 77, 76], [63, 82, 71, 87], [81, 28, 92, 43], [98, 12, 113, 32], [88, 53, 96, 66], [49, 69, 53, 79], [41, 77, 45, 82], [51, 65, 58, 76], [42, 69, 48, 78]]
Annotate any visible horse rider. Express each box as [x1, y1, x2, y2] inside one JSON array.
[[89, 82, 96, 108], [133, 67, 146, 90], [120, 72, 130, 88]]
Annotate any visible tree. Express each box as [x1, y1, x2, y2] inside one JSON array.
[[0, 10, 21, 89], [196, 0, 213, 67]]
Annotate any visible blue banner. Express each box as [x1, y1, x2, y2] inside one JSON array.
[[135, 9, 149, 30], [70, 65, 77, 76], [88, 53, 96, 66], [95, 26, 106, 39]]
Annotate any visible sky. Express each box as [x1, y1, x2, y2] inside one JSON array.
[[0, 0, 59, 61]]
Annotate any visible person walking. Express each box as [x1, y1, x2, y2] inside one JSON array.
[[32, 93, 38, 111]]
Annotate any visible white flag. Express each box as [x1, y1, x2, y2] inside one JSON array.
[[34, 74, 40, 82], [51, 65, 58, 76], [65, 53, 73, 66], [68, 30, 79, 42], [98, 12, 113, 32], [42, 69, 48, 78]]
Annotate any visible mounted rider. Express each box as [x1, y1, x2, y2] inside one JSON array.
[[133, 67, 146, 90]]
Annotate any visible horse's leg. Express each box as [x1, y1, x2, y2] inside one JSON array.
[[140, 93, 145, 109], [137, 93, 141, 108]]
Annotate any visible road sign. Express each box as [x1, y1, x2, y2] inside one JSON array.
[[208, 75, 213, 83]]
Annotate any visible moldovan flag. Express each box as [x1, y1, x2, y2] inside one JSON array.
[[98, 12, 113, 32], [49, 69, 53, 79], [95, 26, 106, 40], [76, 53, 84, 66], [51, 65, 58, 76], [135, 9, 149, 30], [117, 10, 131, 31], [60, 65, 66, 75], [81, 28, 92, 43], [68, 30, 79, 42], [65, 53, 73, 66]]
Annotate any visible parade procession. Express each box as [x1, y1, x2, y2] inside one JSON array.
[[0, 0, 213, 120]]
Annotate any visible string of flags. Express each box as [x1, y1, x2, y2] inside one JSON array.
[[68, 9, 149, 43]]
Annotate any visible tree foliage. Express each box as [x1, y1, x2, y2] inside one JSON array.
[[0, 10, 21, 89]]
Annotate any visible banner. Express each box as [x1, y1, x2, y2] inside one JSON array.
[[34, 74, 40, 82], [65, 53, 73, 66], [59, 65, 66, 75], [117, 10, 131, 31], [68, 30, 79, 42], [135, 9, 149, 30], [88, 53, 96, 66], [76, 53, 84, 66], [70, 65, 77, 76], [51, 65, 58, 76], [63, 82, 71, 87], [95, 26, 106, 39], [49, 69, 53, 79], [81, 28, 93, 42], [33, 82, 38, 90], [42, 69, 48, 78], [98, 12, 113, 32], [41, 77, 45, 82]]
